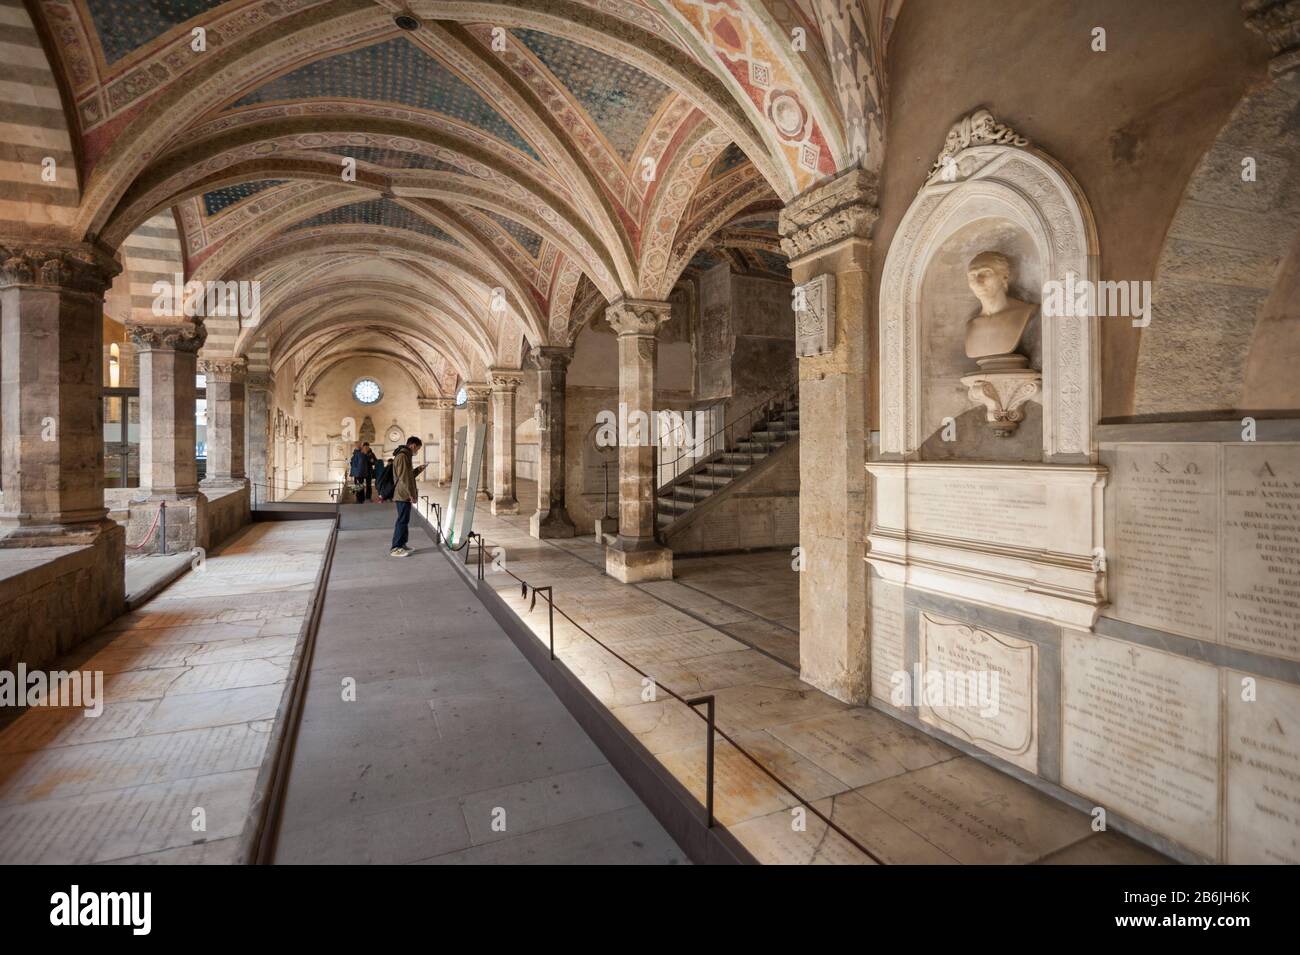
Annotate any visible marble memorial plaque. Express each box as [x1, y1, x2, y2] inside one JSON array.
[[1224, 446, 1300, 662], [1226, 672, 1300, 864], [1108, 444, 1220, 642], [869, 579, 906, 705], [916, 613, 1038, 773], [1062, 632, 1220, 859], [906, 475, 1049, 549]]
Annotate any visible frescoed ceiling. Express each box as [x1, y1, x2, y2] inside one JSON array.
[[12, 0, 886, 387]]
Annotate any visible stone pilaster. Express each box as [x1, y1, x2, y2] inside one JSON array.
[[416, 396, 439, 481], [245, 373, 272, 505], [433, 398, 456, 485], [779, 167, 878, 704], [604, 299, 673, 583], [463, 382, 491, 502], [200, 357, 247, 488], [488, 369, 523, 514], [529, 347, 576, 539], [0, 242, 121, 544]]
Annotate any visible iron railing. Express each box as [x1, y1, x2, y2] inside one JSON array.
[[432, 508, 882, 862], [654, 375, 799, 539]]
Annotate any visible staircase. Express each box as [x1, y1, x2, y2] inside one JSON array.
[[655, 390, 799, 534]]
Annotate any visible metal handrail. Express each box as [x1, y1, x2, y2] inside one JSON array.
[[466, 532, 882, 863], [654, 375, 799, 539]]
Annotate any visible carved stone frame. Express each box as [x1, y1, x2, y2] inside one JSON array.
[[879, 144, 1100, 463]]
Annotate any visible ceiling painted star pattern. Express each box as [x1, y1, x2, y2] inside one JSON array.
[[290, 198, 463, 248], [231, 37, 541, 162]]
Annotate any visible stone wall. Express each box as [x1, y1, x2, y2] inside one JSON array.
[[0, 527, 125, 673], [874, 0, 1267, 422], [866, 426, 1300, 864]]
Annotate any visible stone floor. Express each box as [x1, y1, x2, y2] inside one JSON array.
[[0, 520, 332, 864], [425, 482, 1171, 865], [272, 502, 685, 864]]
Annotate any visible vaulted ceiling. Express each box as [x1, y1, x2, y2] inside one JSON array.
[[8, 0, 898, 392]]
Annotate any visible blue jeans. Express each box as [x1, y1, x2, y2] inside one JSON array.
[[391, 501, 412, 550]]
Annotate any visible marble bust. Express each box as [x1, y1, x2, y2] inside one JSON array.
[[964, 251, 1035, 371]]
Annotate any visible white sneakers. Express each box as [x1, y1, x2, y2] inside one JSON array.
[[390, 547, 411, 558]]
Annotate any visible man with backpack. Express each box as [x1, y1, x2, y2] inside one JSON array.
[[385, 436, 425, 557]]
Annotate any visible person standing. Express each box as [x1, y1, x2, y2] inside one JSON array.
[[360, 442, 377, 502], [389, 436, 425, 557], [348, 441, 364, 502]]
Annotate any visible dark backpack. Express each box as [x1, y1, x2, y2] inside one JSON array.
[[376, 458, 396, 499]]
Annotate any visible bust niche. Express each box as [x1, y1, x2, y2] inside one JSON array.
[[918, 221, 1042, 463]]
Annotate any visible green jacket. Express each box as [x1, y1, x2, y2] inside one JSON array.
[[391, 446, 423, 502]]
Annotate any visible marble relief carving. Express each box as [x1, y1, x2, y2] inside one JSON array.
[[794, 273, 835, 357]]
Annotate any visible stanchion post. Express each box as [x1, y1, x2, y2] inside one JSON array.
[[687, 694, 716, 827], [159, 500, 167, 556]]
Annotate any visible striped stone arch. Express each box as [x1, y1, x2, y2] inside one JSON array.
[[0, 0, 79, 240]]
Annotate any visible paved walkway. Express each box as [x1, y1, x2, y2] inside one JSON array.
[[429, 485, 1171, 865], [0, 520, 332, 863], [272, 503, 685, 864]]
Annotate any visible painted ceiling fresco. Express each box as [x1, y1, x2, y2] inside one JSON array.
[[289, 198, 463, 248], [83, 0, 225, 63], [230, 36, 541, 162], [17, 0, 872, 384], [202, 179, 284, 216], [511, 28, 671, 162]]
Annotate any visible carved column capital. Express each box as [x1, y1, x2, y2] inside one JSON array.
[[778, 168, 879, 261], [198, 356, 248, 382], [605, 298, 672, 337], [0, 241, 120, 296], [430, 397, 457, 410], [1244, 0, 1300, 74], [532, 345, 574, 373], [245, 373, 273, 391], [488, 367, 524, 392], [417, 396, 440, 410], [463, 381, 491, 403], [129, 321, 207, 353]]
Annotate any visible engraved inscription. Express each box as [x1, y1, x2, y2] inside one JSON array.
[[1226, 672, 1300, 864], [1108, 444, 1219, 642], [1224, 446, 1300, 662], [1062, 632, 1220, 859], [918, 613, 1037, 773]]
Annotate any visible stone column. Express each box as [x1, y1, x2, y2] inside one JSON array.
[[130, 322, 208, 553], [200, 357, 247, 488], [778, 168, 877, 703], [529, 346, 576, 539], [434, 398, 456, 485], [488, 368, 523, 514], [604, 299, 673, 583], [134, 324, 205, 497], [245, 373, 272, 505], [0, 242, 126, 668], [0, 243, 121, 543], [463, 382, 491, 501]]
